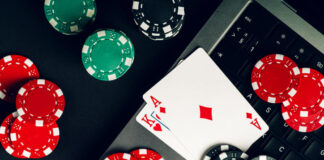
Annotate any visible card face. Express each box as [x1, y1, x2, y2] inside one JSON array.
[[136, 104, 192, 160], [143, 48, 269, 159]]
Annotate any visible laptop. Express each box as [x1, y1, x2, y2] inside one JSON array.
[[100, 0, 324, 159]]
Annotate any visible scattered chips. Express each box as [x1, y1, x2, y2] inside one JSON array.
[[44, 0, 97, 35], [132, 0, 185, 40], [251, 54, 300, 103], [251, 155, 276, 160], [0, 112, 24, 158], [281, 68, 324, 132], [82, 29, 135, 81], [16, 79, 65, 127], [105, 153, 137, 160], [203, 144, 241, 160], [10, 116, 60, 158], [0, 55, 39, 102], [130, 148, 164, 160]]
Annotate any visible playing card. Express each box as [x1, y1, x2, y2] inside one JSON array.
[[143, 48, 269, 159], [136, 104, 192, 160]]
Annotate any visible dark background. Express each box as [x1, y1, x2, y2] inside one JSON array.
[[0, 0, 322, 160], [0, 0, 220, 159]]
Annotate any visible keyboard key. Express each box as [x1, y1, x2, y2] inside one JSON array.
[[269, 113, 291, 136], [250, 131, 271, 150], [239, 61, 255, 83], [237, 83, 258, 105], [253, 100, 279, 121], [263, 137, 287, 158], [283, 152, 304, 160], [287, 39, 315, 66], [244, 37, 262, 58], [304, 141, 324, 160], [265, 24, 296, 52], [309, 53, 324, 74], [210, 38, 247, 73], [227, 26, 252, 48], [314, 127, 324, 141], [240, 3, 277, 37], [286, 131, 311, 150]]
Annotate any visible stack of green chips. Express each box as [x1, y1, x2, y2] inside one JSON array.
[[44, 0, 97, 35]]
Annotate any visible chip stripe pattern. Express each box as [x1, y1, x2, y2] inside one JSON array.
[[105, 153, 137, 160], [251, 54, 300, 103], [216, 151, 249, 160], [130, 148, 164, 160], [82, 29, 135, 81], [132, 0, 185, 40], [0, 55, 39, 102], [16, 79, 65, 126], [251, 155, 277, 160], [9, 116, 60, 158], [203, 144, 241, 160], [44, 0, 97, 35], [0, 112, 24, 158]]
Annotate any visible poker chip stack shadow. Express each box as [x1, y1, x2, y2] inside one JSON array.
[[132, 0, 185, 41], [251, 54, 324, 133], [0, 55, 65, 158]]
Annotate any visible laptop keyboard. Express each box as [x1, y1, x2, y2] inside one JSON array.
[[209, 2, 324, 160]]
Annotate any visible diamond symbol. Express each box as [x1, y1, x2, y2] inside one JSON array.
[[160, 107, 166, 114], [199, 106, 212, 121], [246, 112, 252, 119]]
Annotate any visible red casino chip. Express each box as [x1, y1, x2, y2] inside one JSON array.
[[9, 116, 60, 158], [283, 106, 322, 125], [251, 54, 300, 103], [282, 106, 324, 132], [0, 112, 25, 158], [130, 148, 164, 160], [283, 68, 324, 110], [16, 79, 65, 127], [105, 153, 137, 160], [0, 55, 39, 102], [282, 68, 324, 124]]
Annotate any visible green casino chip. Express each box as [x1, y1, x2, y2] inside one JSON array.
[[44, 0, 97, 35], [82, 29, 135, 81]]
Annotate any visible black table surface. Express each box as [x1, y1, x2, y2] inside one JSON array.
[[0, 0, 323, 160], [0, 0, 221, 159]]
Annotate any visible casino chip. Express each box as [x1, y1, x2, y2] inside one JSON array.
[[251, 155, 276, 160], [10, 116, 60, 158], [132, 0, 185, 40], [82, 29, 135, 81], [251, 54, 300, 103], [130, 148, 164, 160], [0, 55, 39, 102], [281, 68, 324, 132], [105, 153, 137, 160], [44, 0, 97, 35], [216, 151, 249, 160], [203, 144, 241, 160], [0, 112, 24, 158], [16, 79, 65, 127]]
